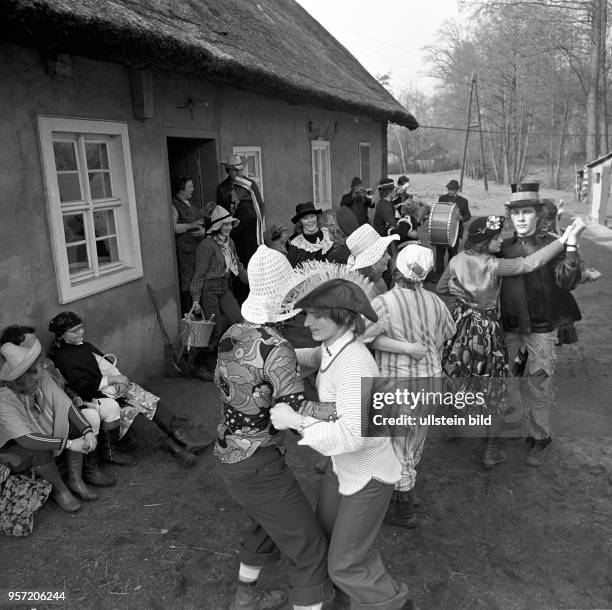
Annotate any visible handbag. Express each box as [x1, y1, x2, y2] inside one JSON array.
[[97, 353, 125, 399], [0, 472, 52, 537]]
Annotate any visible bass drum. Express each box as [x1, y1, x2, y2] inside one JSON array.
[[428, 202, 460, 247]]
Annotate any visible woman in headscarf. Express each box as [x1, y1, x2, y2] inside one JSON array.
[[0, 327, 96, 512]]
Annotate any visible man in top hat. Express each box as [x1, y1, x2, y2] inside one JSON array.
[[216, 155, 265, 273], [433, 179, 471, 277], [372, 178, 398, 237], [500, 183, 585, 466]]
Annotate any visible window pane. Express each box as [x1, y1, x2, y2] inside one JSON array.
[[58, 173, 82, 203], [246, 156, 257, 176], [63, 214, 86, 244], [94, 209, 116, 238], [53, 141, 78, 171], [66, 243, 90, 273], [96, 237, 119, 265], [85, 142, 109, 170], [89, 172, 112, 199]]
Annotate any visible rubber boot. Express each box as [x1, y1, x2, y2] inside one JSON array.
[[384, 490, 417, 529], [99, 427, 139, 466], [526, 436, 551, 467], [34, 460, 81, 512], [229, 580, 287, 610], [65, 451, 98, 501], [171, 427, 214, 454], [163, 437, 197, 466], [482, 436, 508, 470], [84, 452, 116, 487]]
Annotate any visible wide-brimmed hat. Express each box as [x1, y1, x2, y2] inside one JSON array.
[[295, 278, 377, 322], [446, 179, 460, 189], [467, 216, 505, 243], [395, 244, 434, 282], [221, 154, 244, 170], [292, 201, 322, 224], [0, 335, 42, 381], [207, 206, 239, 234], [346, 224, 399, 270], [506, 183, 543, 209], [48, 311, 82, 336], [241, 246, 303, 324]]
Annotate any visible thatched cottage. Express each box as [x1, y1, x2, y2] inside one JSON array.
[[0, 0, 417, 376]]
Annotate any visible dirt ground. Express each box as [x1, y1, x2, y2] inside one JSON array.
[[1, 172, 611, 610]]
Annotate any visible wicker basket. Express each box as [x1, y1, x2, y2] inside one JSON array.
[[182, 309, 216, 349]]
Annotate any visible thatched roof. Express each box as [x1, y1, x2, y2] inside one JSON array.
[[0, 0, 418, 129]]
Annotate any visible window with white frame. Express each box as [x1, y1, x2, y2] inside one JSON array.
[[311, 140, 332, 209], [359, 142, 371, 187], [233, 146, 264, 198], [37, 116, 143, 303]]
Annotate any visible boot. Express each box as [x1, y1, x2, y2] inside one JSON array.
[[99, 427, 139, 466], [482, 436, 507, 470], [230, 581, 287, 610], [384, 491, 417, 529], [65, 451, 98, 501], [163, 437, 197, 466], [193, 366, 214, 382], [34, 461, 81, 513], [84, 452, 116, 487], [171, 427, 214, 454], [526, 436, 551, 467]]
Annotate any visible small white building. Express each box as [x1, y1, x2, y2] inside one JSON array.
[[585, 152, 612, 226]]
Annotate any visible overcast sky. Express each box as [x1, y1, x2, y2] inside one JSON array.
[[295, 0, 463, 95]]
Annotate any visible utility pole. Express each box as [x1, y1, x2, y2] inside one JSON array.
[[460, 73, 488, 192]]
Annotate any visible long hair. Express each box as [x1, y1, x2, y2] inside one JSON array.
[[306, 307, 366, 336]]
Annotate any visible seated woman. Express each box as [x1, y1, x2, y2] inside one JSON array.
[[48, 312, 212, 467], [0, 328, 97, 512], [190, 205, 247, 380], [287, 201, 334, 267]]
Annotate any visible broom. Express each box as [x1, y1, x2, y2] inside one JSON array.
[[146, 283, 182, 376]]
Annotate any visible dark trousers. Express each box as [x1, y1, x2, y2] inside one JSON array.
[[435, 243, 458, 274], [201, 277, 242, 350], [316, 468, 410, 610], [219, 447, 333, 606], [126, 403, 177, 449]]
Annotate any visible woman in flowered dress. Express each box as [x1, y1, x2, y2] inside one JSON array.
[[436, 215, 575, 469]]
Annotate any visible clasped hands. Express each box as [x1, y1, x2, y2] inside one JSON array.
[[270, 403, 303, 431], [560, 217, 586, 245], [69, 431, 97, 454]]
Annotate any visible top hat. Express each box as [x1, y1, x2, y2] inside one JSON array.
[[346, 224, 399, 270], [295, 278, 378, 322], [506, 183, 543, 208], [446, 179, 460, 189], [241, 246, 302, 324], [0, 335, 42, 381], [291, 201, 322, 224], [378, 178, 395, 191], [207, 206, 239, 233], [221, 155, 245, 169]]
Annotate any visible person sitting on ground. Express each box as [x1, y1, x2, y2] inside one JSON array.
[[0, 328, 97, 512], [339, 177, 374, 226], [48, 312, 212, 467], [287, 201, 335, 267], [267, 223, 289, 256], [190, 205, 248, 381]]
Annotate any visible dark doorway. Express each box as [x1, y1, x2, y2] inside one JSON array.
[[167, 137, 218, 206]]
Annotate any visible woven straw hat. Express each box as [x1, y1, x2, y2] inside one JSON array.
[[346, 224, 399, 270], [0, 335, 42, 381], [207, 206, 239, 234], [241, 246, 303, 324], [221, 154, 244, 169], [395, 244, 434, 282]]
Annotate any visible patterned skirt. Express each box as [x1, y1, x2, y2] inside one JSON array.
[[442, 300, 508, 414]]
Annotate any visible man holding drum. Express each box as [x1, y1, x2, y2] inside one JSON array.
[[433, 179, 471, 277]]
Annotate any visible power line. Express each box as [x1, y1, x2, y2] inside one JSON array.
[[411, 123, 591, 137]]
